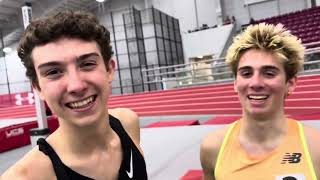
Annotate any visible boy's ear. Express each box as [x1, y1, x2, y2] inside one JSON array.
[[286, 76, 297, 96], [107, 59, 116, 83], [233, 80, 238, 93]]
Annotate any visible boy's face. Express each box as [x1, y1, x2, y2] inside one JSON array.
[[32, 37, 114, 127], [234, 49, 296, 118]]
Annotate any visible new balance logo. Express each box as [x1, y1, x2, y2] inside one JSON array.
[[281, 153, 302, 164]]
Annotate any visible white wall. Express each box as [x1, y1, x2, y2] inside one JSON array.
[[182, 24, 234, 61], [150, 0, 217, 33], [0, 47, 31, 94], [223, 0, 310, 29], [279, 0, 308, 14], [248, 0, 278, 20]]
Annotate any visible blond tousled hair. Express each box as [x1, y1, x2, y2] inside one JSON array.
[[226, 23, 305, 80]]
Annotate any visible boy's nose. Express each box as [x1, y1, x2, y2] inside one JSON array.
[[66, 71, 87, 94], [249, 74, 265, 90]]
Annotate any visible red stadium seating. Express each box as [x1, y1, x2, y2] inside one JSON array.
[[253, 6, 320, 48]]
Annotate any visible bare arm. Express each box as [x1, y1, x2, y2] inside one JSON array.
[[304, 125, 320, 178], [1, 147, 56, 180], [200, 139, 216, 180], [200, 127, 228, 180]]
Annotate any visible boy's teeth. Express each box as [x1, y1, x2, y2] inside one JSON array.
[[249, 95, 268, 100], [69, 96, 94, 109]]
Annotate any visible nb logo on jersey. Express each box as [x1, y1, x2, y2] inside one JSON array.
[[281, 152, 302, 164]]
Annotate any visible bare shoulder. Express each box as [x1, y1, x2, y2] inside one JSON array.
[[108, 108, 141, 151], [109, 108, 140, 134], [1, 146, 55, 180], [303, 125, 320, 175], [200, 126, 229, 180]]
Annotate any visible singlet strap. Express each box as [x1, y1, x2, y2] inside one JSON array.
[[109, 115, 130, 149], [214, 121, 238, 177], [297, 122, 318, 180], [109, 115, 132, 170], [37, 138, 70, 180]]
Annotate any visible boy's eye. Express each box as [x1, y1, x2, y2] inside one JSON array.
[[45, 68, 63, 79], [239, 70, 252, 78], [263, 70, 277, 78], [80, 60, 97, 70]]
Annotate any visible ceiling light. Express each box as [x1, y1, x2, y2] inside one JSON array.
[[2, 47, 12, 54], [96, 0, 105, 2]]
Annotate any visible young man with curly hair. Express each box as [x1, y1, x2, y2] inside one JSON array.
[[2, 11, 148, 180]]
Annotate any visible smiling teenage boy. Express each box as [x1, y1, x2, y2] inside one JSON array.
[[1, 11, 147, 180], [200, 23, 320, 180]]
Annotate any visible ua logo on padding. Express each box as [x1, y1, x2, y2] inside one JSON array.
[[15, 93, 35, 105]]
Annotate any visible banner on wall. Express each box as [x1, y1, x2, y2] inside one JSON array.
[[21, 3, 32, 29]]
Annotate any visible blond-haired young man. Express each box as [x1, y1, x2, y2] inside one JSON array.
[[200, 23, 320, 180]]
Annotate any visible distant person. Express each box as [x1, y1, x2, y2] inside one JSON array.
[[1, 10, 148, 180], [250, 17, 255, 24], [200, 23, 320, 179], [231, 16, 236, 24], [223, 16, 231, 25]]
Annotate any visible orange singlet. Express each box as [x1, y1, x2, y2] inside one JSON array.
[[214, 119, 317, 180]]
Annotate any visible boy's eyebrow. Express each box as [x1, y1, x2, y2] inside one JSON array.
[[76, 52, 100, 61], [262, 65, 280, 71], [237, 65, 280, 71], [37, 61, 62, 70], [37, 52, 100, 70], [238, 66, 251, 71]]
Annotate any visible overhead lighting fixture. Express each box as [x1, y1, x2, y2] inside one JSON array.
[[96, 0, 105, 2], [2, 47, 12, 54]]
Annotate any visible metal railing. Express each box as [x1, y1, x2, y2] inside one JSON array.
[[142, 48, 320, 89]]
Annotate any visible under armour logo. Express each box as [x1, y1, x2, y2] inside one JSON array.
[[281, 153, 302, 164], [15, 93, 35, 105], [126, 150, 133, 178]]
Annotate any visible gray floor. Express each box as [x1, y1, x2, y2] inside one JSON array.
[[1, 119, 320, 180]]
